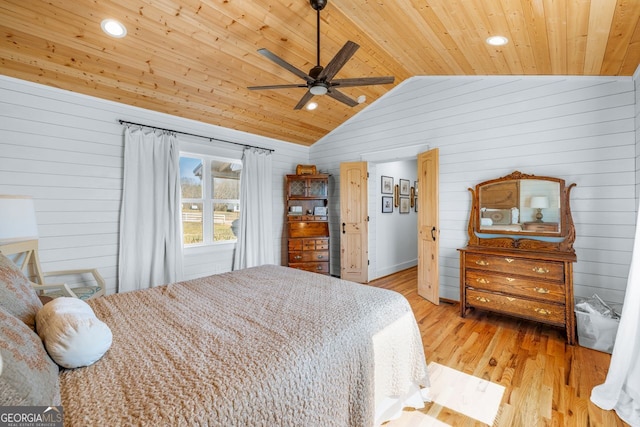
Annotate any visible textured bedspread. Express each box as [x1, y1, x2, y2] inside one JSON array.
[[60, 265, 429, 426]]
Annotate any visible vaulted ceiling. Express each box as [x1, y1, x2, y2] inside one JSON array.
[[1, 1, 639, 146]]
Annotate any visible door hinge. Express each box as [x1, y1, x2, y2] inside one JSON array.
[[367, 216, 370, 222], [368, 259, 370, 265], [367, 172, 369, 178]]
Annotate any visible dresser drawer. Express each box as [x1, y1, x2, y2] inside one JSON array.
[[466, 289, 565, 326], [288, 251, 329, 263], [465, 252, 564, 281], [465, 270, 565, 303], [289, 262, 329, 274]]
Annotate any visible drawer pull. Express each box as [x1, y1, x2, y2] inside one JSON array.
[[317, 255, 324, 259], [534, 308, 552, 315], [476, 278, 489, 284], [506, 297, 516, 302], [475, 296, 490, 303], [316, 266, 324, 271], [294, 255, 302, 260], [532, 267, 550, 274], [475, 260, 489, 266], [505, 258, 514, 263], [533, 287, 550, 294], [506, 277, 515, 282]]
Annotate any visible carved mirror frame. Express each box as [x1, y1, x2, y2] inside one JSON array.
[[466, 171, 576, 254]]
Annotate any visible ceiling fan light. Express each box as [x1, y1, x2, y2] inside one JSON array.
[[306, 102, 318, 110], [310, 85, 328, 95]]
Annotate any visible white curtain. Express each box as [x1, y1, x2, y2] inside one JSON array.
[[590, 203, 640, 426], [233, 148, 274, 270], [118, 127, 183, 292]]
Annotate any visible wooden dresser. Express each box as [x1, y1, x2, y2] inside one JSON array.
[[459, 247, 576, 344], [459, 171, 577, 344], [285, 174, 330, 275]]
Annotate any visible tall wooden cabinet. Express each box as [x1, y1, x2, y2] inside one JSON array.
[[285, 174, 330, 275]]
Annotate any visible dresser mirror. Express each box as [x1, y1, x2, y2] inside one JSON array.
[[466, 171, 576, 253]]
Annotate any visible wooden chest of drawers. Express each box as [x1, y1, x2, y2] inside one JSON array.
[[288, 238, 329, 275], [459, 247, 576, 344]]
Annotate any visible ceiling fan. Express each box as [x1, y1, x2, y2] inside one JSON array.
[[248, 0, 394, 110]]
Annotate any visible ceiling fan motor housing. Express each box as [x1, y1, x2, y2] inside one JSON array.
[[310, 0, 327, 11]]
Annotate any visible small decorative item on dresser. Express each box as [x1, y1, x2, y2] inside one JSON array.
[[296, 164, 317, 175]]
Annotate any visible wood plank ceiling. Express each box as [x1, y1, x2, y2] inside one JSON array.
[[1, 0, 639, 146]]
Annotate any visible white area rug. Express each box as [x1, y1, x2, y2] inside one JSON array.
[[427, 362, 505, 425]]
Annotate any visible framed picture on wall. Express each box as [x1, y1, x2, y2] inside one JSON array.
[[382, 196, 393, 213], [399, 179, 410, 196], [381, 176, 393, 194], [400, 197, 410, 213]]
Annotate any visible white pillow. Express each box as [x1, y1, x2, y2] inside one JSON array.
[[36, 297, 112, 369]]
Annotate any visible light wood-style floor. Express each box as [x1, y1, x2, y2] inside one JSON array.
[[369, 267, 628, 427]]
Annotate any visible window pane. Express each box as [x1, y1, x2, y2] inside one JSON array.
[[180, 157, 203, 198], [212, 203, 239, 242], [210, 160, 240, 199], [182, 202, 203, 245]]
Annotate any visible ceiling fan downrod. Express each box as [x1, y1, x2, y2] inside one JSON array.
[[310, 0, 327, 78]]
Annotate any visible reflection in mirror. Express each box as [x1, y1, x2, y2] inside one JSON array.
[[479, 179, 561, 234]]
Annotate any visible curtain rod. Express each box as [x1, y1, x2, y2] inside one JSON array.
[[118, 120, 275, 153]]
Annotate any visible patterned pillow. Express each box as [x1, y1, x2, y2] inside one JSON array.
[[0, 306, 60, 406], [0, 252, 42, 330]]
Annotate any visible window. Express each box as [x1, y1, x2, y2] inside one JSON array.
[[180, 154, 241, 246]]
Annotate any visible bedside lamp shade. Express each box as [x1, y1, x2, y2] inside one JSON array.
[[530, 196, 549, 209], [530, 196, 549, 222], [0, 195, 39, 243]]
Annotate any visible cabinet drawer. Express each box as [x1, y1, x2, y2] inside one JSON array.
[[289, 251, 329, 263], [302, 239, 328, 251], [466, 289, 565, 326], [290, 262, 329, 274], [288, 240, 303, 251], [465, 270, 565, 303], [288, 222, 329, 238], [465, 252, 564, 281]]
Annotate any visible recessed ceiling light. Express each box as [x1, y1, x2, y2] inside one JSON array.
[[306, 102, 318, 111], [486, 36, 508, 46], [356, 95, 366, 104], [101, 19, 127, 38]]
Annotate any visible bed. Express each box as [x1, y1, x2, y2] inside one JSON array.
[[1, 262, 430, 426]]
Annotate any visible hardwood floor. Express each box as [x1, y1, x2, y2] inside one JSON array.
[[369, 267, 628, 427]]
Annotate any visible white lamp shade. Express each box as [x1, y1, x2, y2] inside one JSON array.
[[530, 196, 549, 209], [0, 195, 39, 243]]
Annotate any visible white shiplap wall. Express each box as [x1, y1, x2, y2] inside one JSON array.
[[310, 75, 637, 304], [635, 67, 640, 203], [0, 75, 309, 294]]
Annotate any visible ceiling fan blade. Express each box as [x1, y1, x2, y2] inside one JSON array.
[[248, 84, 308, 90], [331, 76, 395, 87], [326, 88, 358, 107], [294, 90, 315, 110], [257, 48, 313, 83], [317, 41, 360, 82]]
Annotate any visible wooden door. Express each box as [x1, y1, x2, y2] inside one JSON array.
[[417, 149, 439, 304], [340, 161, 368, 283]]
